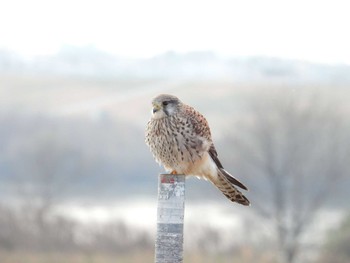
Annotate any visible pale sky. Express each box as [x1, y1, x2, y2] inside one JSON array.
[[0, 0, 349, 64]]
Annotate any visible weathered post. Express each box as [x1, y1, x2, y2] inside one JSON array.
[[155, 174, 185, 263]]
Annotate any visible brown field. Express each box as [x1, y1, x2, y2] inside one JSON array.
[[0, 250, 279, 263]]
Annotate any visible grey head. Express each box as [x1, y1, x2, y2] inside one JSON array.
[[151, 94, 182, 119]]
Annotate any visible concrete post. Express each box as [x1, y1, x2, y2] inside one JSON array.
[[155, 174, 185, 263]]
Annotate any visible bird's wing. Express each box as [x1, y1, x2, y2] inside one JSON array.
[[182, 104, 248, 190], [182, 104, 212, 141]]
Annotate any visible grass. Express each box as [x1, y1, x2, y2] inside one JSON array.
[[0, 249, 279, 263], [0, 251, 154, 263]]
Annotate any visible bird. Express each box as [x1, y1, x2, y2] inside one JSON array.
[[145, 94, 250, 206]]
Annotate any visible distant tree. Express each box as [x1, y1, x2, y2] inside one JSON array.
[[318, 213, 350, 263], [84, 221, 153, 254], [196, 226, 222, 253], [228, 90, 350, 263], [10, 131, 85, 251]]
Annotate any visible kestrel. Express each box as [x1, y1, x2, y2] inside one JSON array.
[[145, 94, 249, 206]]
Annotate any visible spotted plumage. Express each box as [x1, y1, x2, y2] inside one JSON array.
[[145, 94, 249, 206]]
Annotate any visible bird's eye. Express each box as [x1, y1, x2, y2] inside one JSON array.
[[162, 101, 169, 106]]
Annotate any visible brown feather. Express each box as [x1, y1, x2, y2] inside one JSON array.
[[208, 146, 248, 191], [214, 169, 250, 206]]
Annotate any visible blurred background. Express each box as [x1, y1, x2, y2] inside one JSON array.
[[1, 0, 350, 262]]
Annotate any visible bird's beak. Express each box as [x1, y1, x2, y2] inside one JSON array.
[[152, 103, 161, 114]]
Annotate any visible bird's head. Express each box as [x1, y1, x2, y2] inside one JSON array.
[[151, 94, 181, 119]]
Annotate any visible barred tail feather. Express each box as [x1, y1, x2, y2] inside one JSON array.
[[220, 168, 248, 190], [214, 169, 250, 206]]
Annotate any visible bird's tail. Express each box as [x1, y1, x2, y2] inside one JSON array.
[[212, 168, 250, 206]]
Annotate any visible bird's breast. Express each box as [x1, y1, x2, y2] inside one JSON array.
[[146, 116, 210, 174]]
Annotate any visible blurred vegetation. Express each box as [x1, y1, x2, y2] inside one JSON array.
[[0, 202, 153, 253], [0, 251, 279, 263], [0, 73, 350, 263], [317, 213, 350, 263], [228, 89, 350, 263]]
